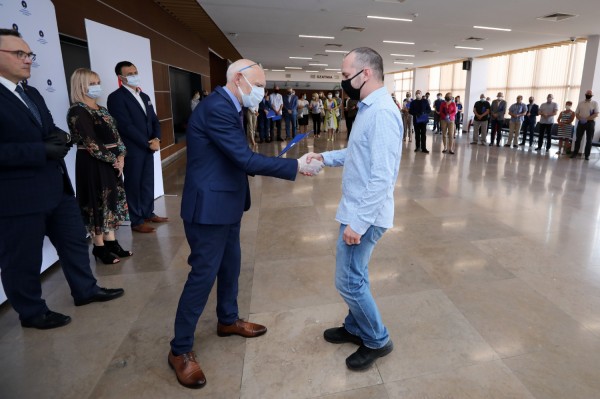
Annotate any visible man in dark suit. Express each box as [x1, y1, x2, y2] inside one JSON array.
[[107, 61, 168, 233], [0, 29, 123, 329], [168, 59, 321, 389], [257, 90, 271, 143], [282, 87, 298, 139], [520, 96, 539, 146]]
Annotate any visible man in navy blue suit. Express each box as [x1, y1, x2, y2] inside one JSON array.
[[107, 61, 168, 233], [283, 87, 298, 139], [0, 29, 123, 330], [257, 90, 271, 143], [167, 59, 322, 389]]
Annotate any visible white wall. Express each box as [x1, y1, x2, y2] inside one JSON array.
[[463, 58, 489, 134], [579, 35, 600, 141]]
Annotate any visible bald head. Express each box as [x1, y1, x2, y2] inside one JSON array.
[[225, 58, 266, 105]]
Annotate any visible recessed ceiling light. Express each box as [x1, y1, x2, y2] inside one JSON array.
[[271, 69, 285, 72], [309, 63, 328, 66], [394, 62, 414, 65], [289, 56, 312, 60], [285, 67, 303, 69], [325, 50, 349, 53], [325, 68, 341, 71], [263, 68, 269, 71], [299, 34, 335, 39], [455, 45, 483, 50], [368, 15, 412, 22], [473, 25, 511, 32], [383, 40, 415, 45], [390, 53, 415, 57], [305, 70, 319, 73]]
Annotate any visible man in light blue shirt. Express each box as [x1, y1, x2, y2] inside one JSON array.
[[303, 47, 402, 371]]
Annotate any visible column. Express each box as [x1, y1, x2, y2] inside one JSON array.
[[579, 35, 600, 142], [462, 58, 489, 133]]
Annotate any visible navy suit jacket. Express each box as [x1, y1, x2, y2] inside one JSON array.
[[258, 97, 270, 116], [525, 103, 539, 119], [0, 84, 73, 217], [181, 86, 297, 225], [283, 94, 298, 112], [107, 86, 161, 158]]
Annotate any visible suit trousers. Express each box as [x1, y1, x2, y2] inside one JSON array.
[[537, 123, 553, 150], [572, 120, 595, 157], [414, 122, 427, 151], [490, 119, 504, 144], [0, 193, 98, 321], [123, 153, 155, 226], [521, 117, 536, 144], [171, 221, 241, 355]]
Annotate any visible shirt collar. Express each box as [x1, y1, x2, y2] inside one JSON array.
[[0, 76, 18, 93], [123, 84, 140, 96], [223, 86, 242, 113], [359, 86, 388, 108]]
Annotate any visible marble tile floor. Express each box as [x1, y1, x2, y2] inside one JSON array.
[[2, 131, 600, 399]]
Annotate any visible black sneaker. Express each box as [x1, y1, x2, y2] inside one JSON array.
[[324, 326, 363, 345], [346, 340, 394, 371], [585, 156, 590, 161], [422, 149, 430, 154]]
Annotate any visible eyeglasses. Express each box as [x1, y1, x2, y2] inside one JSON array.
[[238, 62, 262, 72], [0, 49, 36, 62]]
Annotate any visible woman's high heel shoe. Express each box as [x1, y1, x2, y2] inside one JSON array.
[[92, 245, 120, 264], [104, 240, 132, 258]]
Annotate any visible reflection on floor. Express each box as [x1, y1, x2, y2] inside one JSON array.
[[2, 130, 600, 399]]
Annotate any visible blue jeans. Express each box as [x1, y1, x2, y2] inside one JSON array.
[[335, 224, 389, 349], [284, 110, 297, 138]]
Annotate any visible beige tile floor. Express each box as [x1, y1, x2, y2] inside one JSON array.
[[2, 130, 600, 399]]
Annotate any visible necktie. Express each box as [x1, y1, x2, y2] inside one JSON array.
[[15, 85, 42, 126]]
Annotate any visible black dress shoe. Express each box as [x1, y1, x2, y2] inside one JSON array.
[[74, 287, 124, 306], [346, 340, 394, 371], [414, 148, 420, 152], [324, 326, 363, 345], [21, 310, 71, 330], [422, 149, 429, 154]]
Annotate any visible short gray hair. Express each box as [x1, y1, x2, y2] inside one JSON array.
[[347, 47, 384, 82]]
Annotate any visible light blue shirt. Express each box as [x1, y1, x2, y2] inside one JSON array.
[[509, 102, 527, 122], [222, 86, 242, 113], [322, 87, 403, 235]]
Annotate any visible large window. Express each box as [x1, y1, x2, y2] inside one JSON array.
[[428, 62, 466, 101], [486, 41, 586, 108], [394, 70, 414, 98]]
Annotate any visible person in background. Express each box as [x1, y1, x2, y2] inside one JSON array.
[[535, 94, 558, 152], [409, 90, 431, 153], [257, 90, 270, 143], [334, 91, 342, 134], [67, 68, 131, 265], [433, 93, 443, 133], [345, 97, 359, 139], [506, 95, 527, 148], [439, 92, 457, 154], [297, 93, 309, 134], [310, 92, 323, 138], [490, 92, 507, 147], [324, 92, 338, 141], [269, 85, 283, 141], [246, 102, 258, 146], [0, 28, 124, 330], [401, 92, 413, 143], [425, 92, 431, 106], [470, 94, 490, 145], [107, 61, 168, 234], [191, 90, 201, 111], [454, 95, 463, 137], [571, 90, 599, 160], [556, 101, 575, 155], [520, 96, 538, 147], [283, 87, 298, 140]]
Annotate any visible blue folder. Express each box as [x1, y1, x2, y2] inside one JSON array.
[[277, 132, 310, 157], [266, 110, 282, 121]]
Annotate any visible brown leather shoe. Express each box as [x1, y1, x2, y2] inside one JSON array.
[[217, 319, 267, 338], [131, 224, 155, 233], [168, 351, 206, 389], [145, 215, 169, 223]]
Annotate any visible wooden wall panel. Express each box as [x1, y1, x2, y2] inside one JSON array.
[[159, 119, 174, 148], [153, 62, 170, 92]]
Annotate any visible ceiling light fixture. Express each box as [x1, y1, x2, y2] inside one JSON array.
[[289, 56, 312, 60], [285, 67, 303, 70], [383, 40, 415, 45], [309, 63, 328, 66], [271, 69, 285, 72], [299, 34, 335, 39], [390, 53, 415, 57], [394, 62, 414, 65], [368, 15, 412, 22], [325, 68, 341, 71], [473, 25, 511, 32], [455, 45, 483, 50], [325, 50, 349, 53], [305, 70, 319, 73]]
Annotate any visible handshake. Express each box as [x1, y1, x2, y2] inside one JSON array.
[[298, 153, 324, 176]]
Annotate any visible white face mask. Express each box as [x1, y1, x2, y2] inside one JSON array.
[[416, 94, 422, 100], [86, 85, 103, 99], [566, 105, 572, 110], [327, 94, 332, 99], [238, 74, 264, 108], [124, 74, 141, 87]]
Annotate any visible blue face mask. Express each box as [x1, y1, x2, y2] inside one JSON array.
[[86, 85, 103, 99], [123, 74, 141, 87]]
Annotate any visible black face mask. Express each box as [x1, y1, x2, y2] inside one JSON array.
[[341, 69, 365, 101], [586, 94, 593, 100]]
